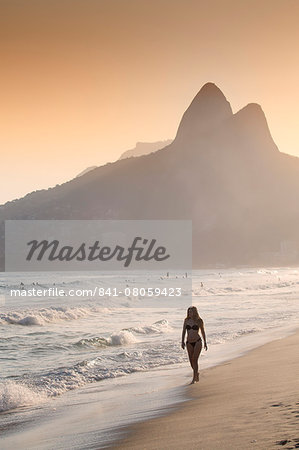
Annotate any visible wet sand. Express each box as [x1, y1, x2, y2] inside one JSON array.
[[112, 330, 299, 450]]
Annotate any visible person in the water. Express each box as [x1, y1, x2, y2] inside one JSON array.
[[181, 306, 208, 383]]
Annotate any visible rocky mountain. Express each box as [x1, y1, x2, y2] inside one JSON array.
[[75, 141, 173, 179], [119, 140, 173, 160], [76, 166, 98, 178], [1, 82, 299, 268]]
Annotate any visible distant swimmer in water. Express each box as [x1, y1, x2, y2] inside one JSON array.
[[181, 306, 208, 384]]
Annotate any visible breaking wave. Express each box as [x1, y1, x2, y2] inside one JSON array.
[[0, 306, 102, 326]]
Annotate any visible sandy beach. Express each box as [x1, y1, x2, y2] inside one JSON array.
[[113, 330, 299, 450]]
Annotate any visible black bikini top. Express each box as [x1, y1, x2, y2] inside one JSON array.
[[186, 323, 199, 331]]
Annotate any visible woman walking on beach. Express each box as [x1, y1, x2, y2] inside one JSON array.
[[181, 306, 208, 383]]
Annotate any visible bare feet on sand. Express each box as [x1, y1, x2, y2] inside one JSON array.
[[190, 372, 200, 384]]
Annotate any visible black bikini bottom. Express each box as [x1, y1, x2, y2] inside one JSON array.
[[187, 337, 202, 347]]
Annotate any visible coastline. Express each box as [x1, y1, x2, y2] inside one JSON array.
[[112, 328, 299, 450], [2, 268, 299, 450]]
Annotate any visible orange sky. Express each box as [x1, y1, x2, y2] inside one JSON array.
[[1, 0, 299, 205]]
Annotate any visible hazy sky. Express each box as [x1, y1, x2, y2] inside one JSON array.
[[1, 0, 299, 204]]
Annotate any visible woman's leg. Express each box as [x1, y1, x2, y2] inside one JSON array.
[[186, 342, 195, 381], [192, 340, 202, 382]]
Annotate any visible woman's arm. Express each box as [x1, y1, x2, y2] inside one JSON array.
[[181, 319, 187, 349], [200, 320, 208, 351]]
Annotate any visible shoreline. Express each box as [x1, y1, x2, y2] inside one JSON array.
[[112, 328, 299, 450], [0, 327, 298, 449]]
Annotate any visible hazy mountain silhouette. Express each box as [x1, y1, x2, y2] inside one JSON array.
[[175, 82, 233, 142], [119, 140, 173, 160], [76, 166, 98, 178], [76, 141, 173, 178], [1, 82, 299, 268]]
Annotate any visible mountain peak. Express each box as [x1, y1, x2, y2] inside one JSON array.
[[238, 102, 263, 114], [196, 82, 226, 96], [230, 103, 278, 153], [175, 82, 233, 143]]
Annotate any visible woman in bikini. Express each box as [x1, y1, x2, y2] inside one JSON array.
[[181, 306, 208, 383]]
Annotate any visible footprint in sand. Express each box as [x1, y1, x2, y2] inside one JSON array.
[[276, 438, 299, 448]]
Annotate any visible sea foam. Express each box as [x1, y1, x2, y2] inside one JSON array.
[[0, 305, 101, 326], [0, 380, 47, 412]]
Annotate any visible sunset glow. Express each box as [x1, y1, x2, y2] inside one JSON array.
[[1, 0, 299, 204]]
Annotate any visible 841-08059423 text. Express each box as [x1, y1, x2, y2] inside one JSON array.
[[9, 286, 182, 298]]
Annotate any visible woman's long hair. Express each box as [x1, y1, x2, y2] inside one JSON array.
[[186, 306, 201, 322]]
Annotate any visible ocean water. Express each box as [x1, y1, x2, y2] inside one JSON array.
[[0, 268, 299, 449]]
